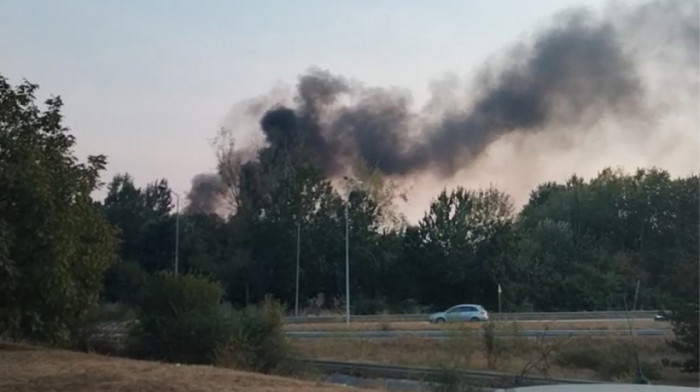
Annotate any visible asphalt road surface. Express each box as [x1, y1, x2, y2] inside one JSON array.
[[286, 328, 668, 339]]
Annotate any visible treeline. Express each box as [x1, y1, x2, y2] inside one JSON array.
[[101, 141, 699, 315]]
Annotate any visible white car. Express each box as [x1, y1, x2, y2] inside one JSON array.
[[428, 304, 489, 323]]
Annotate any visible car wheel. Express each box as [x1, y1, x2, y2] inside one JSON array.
[[436, 317, 446, 323], [470, 317, 480, 322]]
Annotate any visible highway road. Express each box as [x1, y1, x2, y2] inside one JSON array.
[[284, 310, 659, 324], [286, 328, 668, 339]]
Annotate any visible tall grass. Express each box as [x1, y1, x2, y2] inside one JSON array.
[[554, 338, 663, 381]]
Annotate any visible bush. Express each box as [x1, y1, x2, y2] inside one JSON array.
[[129, 272, 231, 364], [216, 296, 297, 374], [482, 322, 509, 369], [129, 274, 295, 373]]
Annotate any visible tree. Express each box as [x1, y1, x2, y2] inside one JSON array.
[[515, 168, 699, 311], [0, 76, 117, 344], [102, 174, 174, 275], [408, 187, 514, 308]]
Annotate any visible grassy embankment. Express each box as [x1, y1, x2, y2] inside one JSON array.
[[0, 342, 370, 392]]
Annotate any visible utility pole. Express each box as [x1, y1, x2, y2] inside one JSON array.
[[295, 221, 301, 316], [498, 283, 502, 314], [633, 280, 641, 310], [345, 202, 350, 324], [174, 192, 180, 275]]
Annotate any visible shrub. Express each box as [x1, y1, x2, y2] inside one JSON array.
[[216, 296, 297, 374], [129, 272, 231, 364], [129, 274, 295, 373], [482, 322, 509, 369]]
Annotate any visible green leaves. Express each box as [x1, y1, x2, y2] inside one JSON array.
[[515, 168, 699, 311], [0, 75, 117, 344], [406, 187, 514, 308]]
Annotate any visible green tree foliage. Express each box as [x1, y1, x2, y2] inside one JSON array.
[[217, 296, 295, 373], [103, 174, 173, 272], [0, 76, 117, 344], [515, 168, 698, 311], [403, 187, 514, 308], [130, 272, 229, 363], [131, 273, 294, 372]]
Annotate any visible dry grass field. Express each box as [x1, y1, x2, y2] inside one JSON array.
[[0, 343, 369, 392], [291, 334, 699, 387]]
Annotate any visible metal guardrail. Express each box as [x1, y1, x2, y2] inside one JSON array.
[[284, 310, 658, 324], [300, 359, 598, 388]]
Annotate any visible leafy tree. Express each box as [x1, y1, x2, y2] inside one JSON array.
[[0, 76, 117, 343], [516, 168, 699, 311], [103, 174, 173, 269], [408, 187, 514, 308]]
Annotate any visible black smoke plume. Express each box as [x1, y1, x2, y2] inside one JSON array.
[[185, 173, 226, 215], [255, 2, 696, 177], [188, 1, 698, 211]]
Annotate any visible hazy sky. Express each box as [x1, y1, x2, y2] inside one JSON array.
[[1, 0, 695, 220]]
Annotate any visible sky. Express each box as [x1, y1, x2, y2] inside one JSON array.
[[1, 0, 696, 221]]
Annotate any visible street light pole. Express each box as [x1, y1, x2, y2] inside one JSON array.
[[345, 202, 350, 324], [295, 221, 301, 316], [173, 191, 180, 276]]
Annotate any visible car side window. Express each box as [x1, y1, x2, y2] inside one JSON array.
[[464, 306, 476, 312]]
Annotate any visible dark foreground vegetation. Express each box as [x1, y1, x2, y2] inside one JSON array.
[[1, 76, 697, 374]]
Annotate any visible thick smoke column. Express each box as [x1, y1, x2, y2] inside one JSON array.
[[188, 0, 698, 209], [254, 2, 696, 177], [185, 173, 226, 215], [419, 13, 641, 174]]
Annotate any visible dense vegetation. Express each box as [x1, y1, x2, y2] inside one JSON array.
[[0, 77, 116, 344], [101, 145, 698, 315], [1, 75, 697, 372]]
